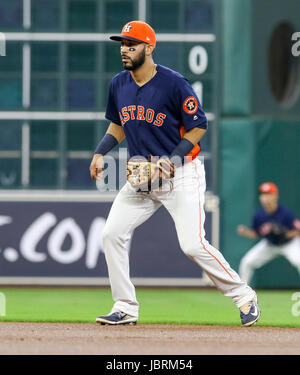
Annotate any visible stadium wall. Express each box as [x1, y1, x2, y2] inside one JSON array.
[[219, 0, 300, 287]]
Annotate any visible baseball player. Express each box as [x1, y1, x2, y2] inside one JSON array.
[[238, 182, 300, 284], [89, 21, 260, 327]]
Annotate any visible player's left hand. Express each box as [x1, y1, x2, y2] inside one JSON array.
[[156, 157, 175, 180], [269, 223, 289, 244], [286, 229, 300, 239], [126, 156, 175, 192]]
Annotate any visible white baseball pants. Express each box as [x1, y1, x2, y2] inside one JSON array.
[[102, 158, 256, 317], [239, 237, 300, 284]]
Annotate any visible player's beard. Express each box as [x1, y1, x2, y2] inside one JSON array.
[[122, 46, 146, 71]]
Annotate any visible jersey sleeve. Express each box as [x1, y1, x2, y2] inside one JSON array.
[[105, 80, 122, 126], [176, 78, 207, 131]]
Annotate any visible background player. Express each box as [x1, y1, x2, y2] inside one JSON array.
[[90, 21, 260, 327], [238, 182, 300, 284]]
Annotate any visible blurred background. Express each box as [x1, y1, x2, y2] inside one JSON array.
[[0, 0, 299, 288]]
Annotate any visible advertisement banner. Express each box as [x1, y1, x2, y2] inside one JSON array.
[[0, 193, 218, 285]]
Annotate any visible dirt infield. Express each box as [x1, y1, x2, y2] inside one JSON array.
[[0, 322, 300, 355]]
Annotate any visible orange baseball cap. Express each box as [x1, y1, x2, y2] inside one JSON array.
[[110, 21, 156, 48], [259, 182, 279, 195]]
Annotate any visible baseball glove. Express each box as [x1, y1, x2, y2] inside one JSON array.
[[126, 156, 175, 192], [269, 223, 289, 244]]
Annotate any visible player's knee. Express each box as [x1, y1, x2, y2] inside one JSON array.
[[181, 246, 198, 257], [179, 238, 204, 257], [291, 260, 300, 270], [238, 259, 247, 274], [102, 223, 128, 252], [239, 255, 257, 270], [179, 232, 214, 257], [102, 224, 118, 248]]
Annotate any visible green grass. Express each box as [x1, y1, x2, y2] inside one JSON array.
[[0, 287, 299, 327]]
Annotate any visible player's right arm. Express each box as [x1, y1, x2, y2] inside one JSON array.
[[237, 225, 258, 239], [90, 75, 125, 179], [106, 121, 126, 143], [237, 210, 261, 239], [89, 122, 125, 180]]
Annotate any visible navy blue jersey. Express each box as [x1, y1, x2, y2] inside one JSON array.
[[105, 64, 207, 159], [252, 205, 297, 245]]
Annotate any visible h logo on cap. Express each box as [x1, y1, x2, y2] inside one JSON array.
[[123, 24, 132, 33]]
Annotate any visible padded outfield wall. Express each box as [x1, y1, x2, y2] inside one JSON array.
[[219, 0, 300, 288]]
